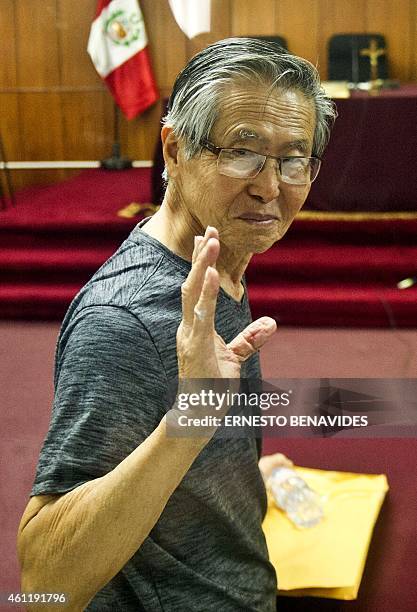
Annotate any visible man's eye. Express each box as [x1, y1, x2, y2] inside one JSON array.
[[231, 149, 255, 158], [284, 158, 308, 169]]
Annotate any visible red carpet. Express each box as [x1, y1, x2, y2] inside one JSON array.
[[247, 236, 417, 327], [2, 322, 417, 611], [1, 170, 416, 326]]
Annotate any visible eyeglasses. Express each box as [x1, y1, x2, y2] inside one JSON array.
[[202, 141, 321, 185]]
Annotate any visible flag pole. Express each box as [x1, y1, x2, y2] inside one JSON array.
[[100, 103, 133, 170]]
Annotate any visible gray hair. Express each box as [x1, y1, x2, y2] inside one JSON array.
[[162, 37, 336, 180]]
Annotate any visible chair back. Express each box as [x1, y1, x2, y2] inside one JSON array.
[[328, 34, 389, 82]]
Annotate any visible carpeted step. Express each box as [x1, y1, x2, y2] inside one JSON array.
[[1, 280, 416, 326], [0, 246, 115, 270], [0, 283, 81, 320], [247, 242, 417, 285], [0, 246, 116, 285], [2, 214, 416, 245], [289, 213, 417, 242], [0, 220, 137, 253], [0, 228, 134, 251], [1, 169, 416, 326], [248, 283, 417, 327], [2, 243, 416, 286], [0, 167, 151, 248], [0, 168, 152, 223]]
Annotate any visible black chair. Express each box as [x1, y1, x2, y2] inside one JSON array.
[[328, 34, 389, 82]]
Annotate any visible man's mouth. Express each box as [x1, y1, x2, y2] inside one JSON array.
[[238, 213, 280, 224]]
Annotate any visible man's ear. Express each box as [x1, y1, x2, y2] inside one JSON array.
[[161, 126, 179, 178]]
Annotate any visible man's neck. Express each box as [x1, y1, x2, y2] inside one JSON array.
[[141, 195, 251, 302]]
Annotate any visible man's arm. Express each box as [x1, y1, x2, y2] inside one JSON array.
[[18, 416, 209, 610]]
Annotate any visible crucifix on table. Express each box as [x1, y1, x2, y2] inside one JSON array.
[[360, 38, 386, 82]]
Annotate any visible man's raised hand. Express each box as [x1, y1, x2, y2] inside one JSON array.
[[176, 226, 277, 380]]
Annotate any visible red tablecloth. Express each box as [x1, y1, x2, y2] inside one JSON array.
[[305, 85, 417, 213]]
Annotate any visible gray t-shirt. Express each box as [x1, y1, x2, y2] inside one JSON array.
[[31, 220, 277, 611]]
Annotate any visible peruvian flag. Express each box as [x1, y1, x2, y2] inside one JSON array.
[[88, 0, 158, 119]]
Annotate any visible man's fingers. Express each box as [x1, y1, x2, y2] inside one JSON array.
[[259, 453, 294, 484], [192, 236, 204, 264], [227, 317, 277, 360], [182, 227, 220, 327], [192, 266, 220, 330]]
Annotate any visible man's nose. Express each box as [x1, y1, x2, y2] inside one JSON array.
[[247, 158, 281, 203]]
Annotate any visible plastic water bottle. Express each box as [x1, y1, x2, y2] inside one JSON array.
[[268, 467, 324, 528]]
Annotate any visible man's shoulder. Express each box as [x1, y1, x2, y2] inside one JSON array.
[[85, 232, 167, 306], [67, 229, 185, 321], [55, 229, 185, 376]]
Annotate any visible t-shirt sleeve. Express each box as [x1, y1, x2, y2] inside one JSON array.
[[31, 305, 170, 497]]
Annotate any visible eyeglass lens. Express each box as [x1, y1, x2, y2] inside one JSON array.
[[218, 149, 320, 184]]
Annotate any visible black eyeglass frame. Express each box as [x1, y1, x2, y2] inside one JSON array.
[[201, 140, 322, 184]]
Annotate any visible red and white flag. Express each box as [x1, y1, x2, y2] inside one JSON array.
[[88, 0, 158, 119]]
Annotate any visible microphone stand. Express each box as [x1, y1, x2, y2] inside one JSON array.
[[100, 104, 132, 170]]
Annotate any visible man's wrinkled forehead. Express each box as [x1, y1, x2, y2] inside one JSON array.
[[212, 83, 316, 144]]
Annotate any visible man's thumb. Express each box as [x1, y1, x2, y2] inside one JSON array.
[[227, 317, 277, 360]]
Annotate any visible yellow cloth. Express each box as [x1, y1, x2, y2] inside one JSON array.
[[262, 466, 389, 600]]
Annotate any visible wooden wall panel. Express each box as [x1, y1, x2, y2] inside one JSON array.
[[231, 0, 278, 36], [19, 93, 64, 160], [61, 92, 114, 159], [365, 0, 413, 82], [141, 0, 187, 96], [124, 100, 163, 160], [186, 0, 231, 59], [15, 0, 60, 87], [0, 94, 23, 193], [317, 0, 367, 78], [0, 0, 18, 88], [0, 95, 21, 159], [1, 0, 417, 192], [58, 0, 100, 87], [17, 93, 65, 186], [276, 0, 319, 66], [0, 94, 26, 194], [412, 0, 417, 81]]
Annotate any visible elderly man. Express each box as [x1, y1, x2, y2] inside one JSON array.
[[18, 39, 335, 611]]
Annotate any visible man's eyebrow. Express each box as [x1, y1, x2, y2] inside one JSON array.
[[228, 130, 266, 146], [227, 132, 312, 154]]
